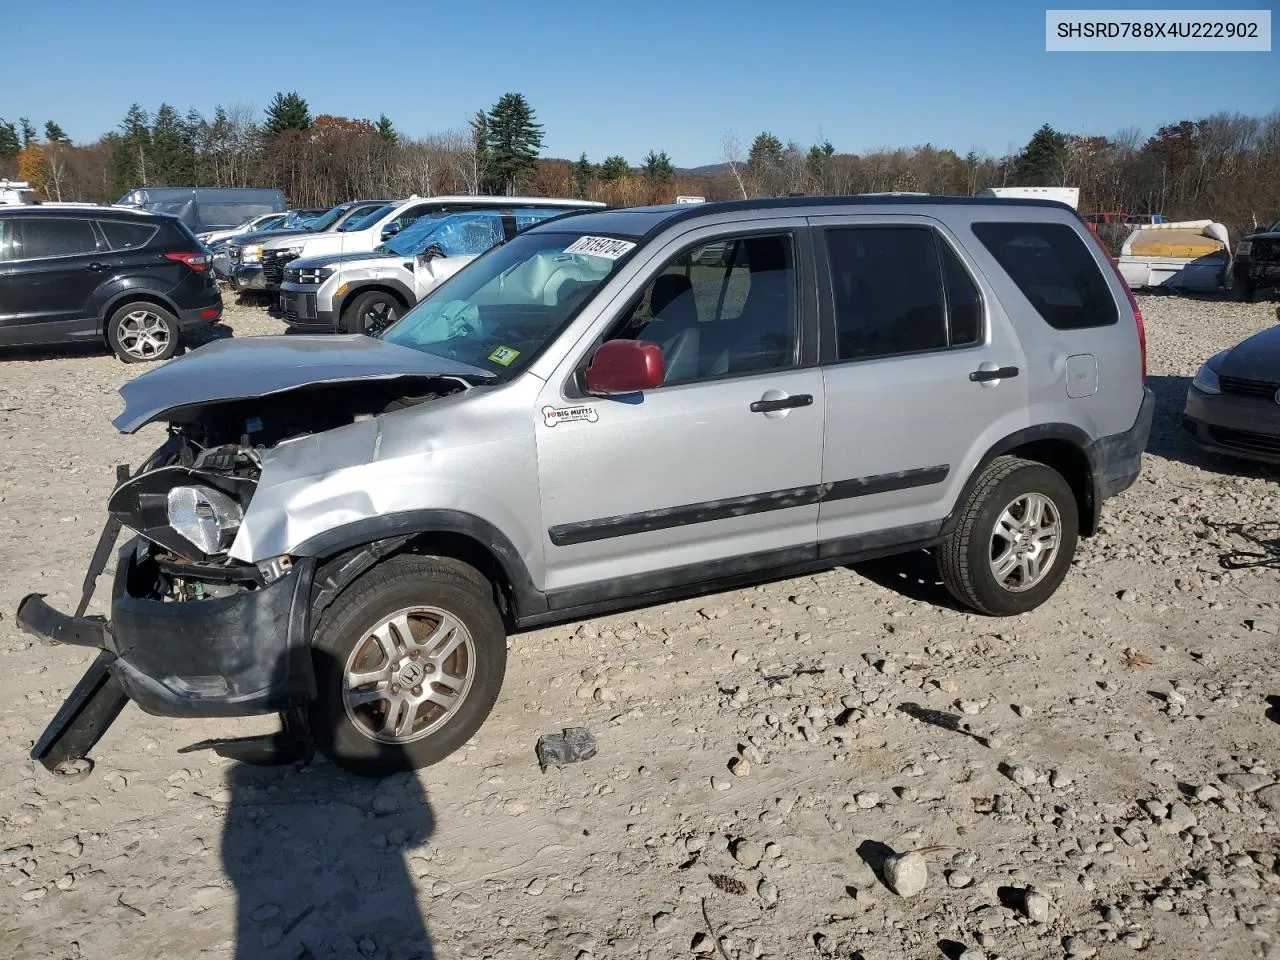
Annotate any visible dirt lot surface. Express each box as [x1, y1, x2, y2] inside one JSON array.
[[1, 291, 1279, 960]]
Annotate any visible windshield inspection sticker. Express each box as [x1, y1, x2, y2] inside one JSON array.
[[563, 236, 636, 260], [488, 345, 520, 366], [542, 404, 599, 427]]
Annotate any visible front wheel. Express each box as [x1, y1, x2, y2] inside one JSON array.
[[308, 555, 507, 776], [342, 290, 404, 335], [107, 301, 180, 363], [937, 456, 1079, 616]]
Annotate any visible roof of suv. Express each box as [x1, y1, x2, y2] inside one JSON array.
[[529, 194, 1084, 240], [0, 204, 171, 220]]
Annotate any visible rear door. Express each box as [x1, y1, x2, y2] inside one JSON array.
[[809, 214, 1029, 553], [4, 217, 105, 335]]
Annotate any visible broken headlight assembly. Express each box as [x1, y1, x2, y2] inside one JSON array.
[[108, 447, 259, 563], [166, 485, 243, 555]]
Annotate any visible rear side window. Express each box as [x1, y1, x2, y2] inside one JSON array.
[[971, 221, 1118, 330], [98, 220, 158, 251], [824, 226, 983, 361], [18, 218, 99, 259]]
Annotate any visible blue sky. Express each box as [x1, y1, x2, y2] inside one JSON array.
[[5, 0, 1276, 166]]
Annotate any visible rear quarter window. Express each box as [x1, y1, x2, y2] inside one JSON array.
[[98, 220, 158, 251], [971, 221, 1118, 330]]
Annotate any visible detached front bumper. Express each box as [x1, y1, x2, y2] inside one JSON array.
[[229, 263, 266, 291], [18, 537, 317, 770]]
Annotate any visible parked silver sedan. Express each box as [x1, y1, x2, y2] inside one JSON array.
[[1183, 307, 1280, 463]]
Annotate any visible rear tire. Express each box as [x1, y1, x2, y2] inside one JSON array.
[[342, 290, 404, 335], [1231, 277, 1257, 302], [106, 301, 180, 363], [308, 554, 506, 777], [937, 456, 1079, 616]]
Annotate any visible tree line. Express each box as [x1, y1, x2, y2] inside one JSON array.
[[2, 99, 1277, 245]]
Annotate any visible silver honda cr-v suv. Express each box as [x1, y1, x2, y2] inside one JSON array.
[[20, 196, 1154, 777]]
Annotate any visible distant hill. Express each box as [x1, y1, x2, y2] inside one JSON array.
[[677, 163, 731, 178]]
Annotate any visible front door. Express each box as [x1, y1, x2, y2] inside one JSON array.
[[535, 227, 825, 597], [6, 217, 104, 334], [809, 215, 1029, 553]]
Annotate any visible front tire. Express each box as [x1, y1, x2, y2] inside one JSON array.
[[106, 301, 180, 363], [309, 554, 507, 776], [342, 290, 404, 335], [937, 456, 1079, 616]]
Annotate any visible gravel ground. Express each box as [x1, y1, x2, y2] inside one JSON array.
[[1, 290, 1278, 960]]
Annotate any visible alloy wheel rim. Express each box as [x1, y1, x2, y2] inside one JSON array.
[[117, 310, 171, 360], [341, 605, 475, 744], [364, 301, 398, 332], [989, 493, 1061, 593]]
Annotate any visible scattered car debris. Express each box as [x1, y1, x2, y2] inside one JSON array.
[[535, 727, 598, 772]]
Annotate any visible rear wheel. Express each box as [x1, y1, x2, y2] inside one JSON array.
[[937, 456, 1079, 616], [1231, 276, 1257, 302], [106, 301, 180, 363], [342, 290, 404, 335], [308, 555, 506, 776]]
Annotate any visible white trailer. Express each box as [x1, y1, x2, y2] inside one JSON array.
[[979, 186, 1080, 209]]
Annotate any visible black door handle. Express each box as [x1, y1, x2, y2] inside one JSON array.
[[750, 393, 813, 413], [969, 366, 1019, 383], [86, 262, 107, 271]]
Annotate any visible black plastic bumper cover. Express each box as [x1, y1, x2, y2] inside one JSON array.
[[109, 541, 318, 717], [1093, 385, 1155, 499], [20, 539, 318, 721]]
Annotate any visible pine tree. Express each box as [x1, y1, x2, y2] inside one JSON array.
[[571, 153, 593, 198], [0, 119, 19, 161], [641, 150, 674, 182], [375, 114, 398, 145], [806, 140, 834, 189], [747, 132, 784, 172], [19, 118, 37, 148], [598, 155, 629, 182], [151, 104, 194, 185], [263, 92, 312, 137], [44, 121, 70, 144], [485, 93, 544, 195], [1014, 124, 1068, 185], [111, 104, 152, 195]]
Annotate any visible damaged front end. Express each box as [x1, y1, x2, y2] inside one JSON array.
[[19, 335, 488, 775]]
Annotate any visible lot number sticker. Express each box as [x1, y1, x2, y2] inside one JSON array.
[[564, 236, 636, 260], [488, 345, 520, 366], [542, 404, 599, 427]]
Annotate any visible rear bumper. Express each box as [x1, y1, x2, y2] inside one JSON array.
[[19, 538, 317, 720], [1183, 383, 1280, 464], [1093, 385, 1155, 499], [178, 302, 222, 330]]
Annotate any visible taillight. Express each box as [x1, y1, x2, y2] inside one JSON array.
[[164, 251, 209, 272]]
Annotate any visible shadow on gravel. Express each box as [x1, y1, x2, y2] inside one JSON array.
[[221, 650, 435, 960], [1145, 373, 1280, 481], [849, 549, 967, 612]]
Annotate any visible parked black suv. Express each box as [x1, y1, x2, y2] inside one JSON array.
[[0, 206, 222, 362], [1232, 217, 1280, 301]]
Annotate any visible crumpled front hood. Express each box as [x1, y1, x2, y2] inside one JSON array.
[[1216, 325, 1280, 381], [289, 250, 402, 271], [114, 335, 491, 433]]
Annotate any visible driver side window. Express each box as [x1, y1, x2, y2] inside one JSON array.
[[603, 233, 798, 386]]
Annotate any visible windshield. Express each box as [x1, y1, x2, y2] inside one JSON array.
[[339, 204, 393, 232], [380, 230, 635, 376], [303, 205, 348, 232], [376, 208, 574, 257]]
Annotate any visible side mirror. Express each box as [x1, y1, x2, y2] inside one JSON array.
[[585, 340, 664, 395], [380, 223, 401, 241]]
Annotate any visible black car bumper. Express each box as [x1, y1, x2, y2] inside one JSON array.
[[1183, 382, 1280, 464], [178, 303, 222, 330], [279, 287, 339, 331], [1233, 259, 1280, 289], [18, 536, 317, 769], [1093, 385, 1156, 498], [230, 263, 267, 291]]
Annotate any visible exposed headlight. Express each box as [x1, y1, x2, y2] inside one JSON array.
[[242, 243, 263, 263], [1191, 350, 1229, 395], [1235, 240, 1252, 258], [166, 485, 243, 555]]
